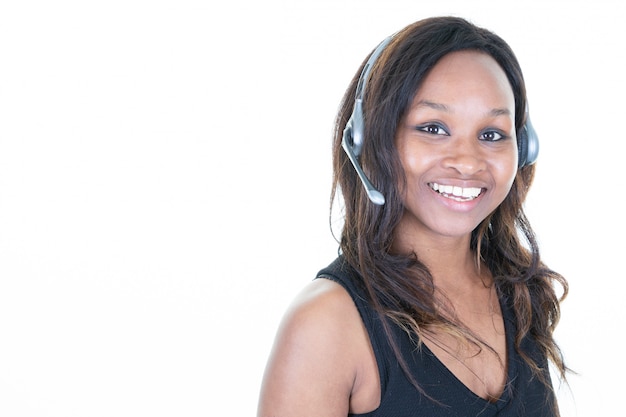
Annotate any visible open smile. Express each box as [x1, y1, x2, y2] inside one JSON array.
[[429, 182, 484, 202]]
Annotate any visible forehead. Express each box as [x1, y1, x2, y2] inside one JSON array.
[[413, 50, 514, 109]]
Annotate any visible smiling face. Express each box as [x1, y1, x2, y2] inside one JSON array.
[[394, 50, 518, 247]]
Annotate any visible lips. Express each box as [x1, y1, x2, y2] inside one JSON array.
[[429, 182, 483, 201]]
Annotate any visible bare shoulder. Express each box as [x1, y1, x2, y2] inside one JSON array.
[[286, 278, 358, 326], [257, 278, 379, 417]]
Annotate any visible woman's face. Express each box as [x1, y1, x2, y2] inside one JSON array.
[[394, 50, 518, 244]]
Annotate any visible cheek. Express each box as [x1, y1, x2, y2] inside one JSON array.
[[397, 142, 415, 180], [495, 154, 519, 195], [396, 142, 425, 199], [401, 152, 420, 176], [397, 139, 432, 177], [398, 147, 434, 198]]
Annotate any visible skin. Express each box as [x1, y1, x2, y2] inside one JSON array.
[[393, 50, 518, 402], [257, 50, 519, 416]]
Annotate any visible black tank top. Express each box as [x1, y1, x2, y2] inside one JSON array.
[[316, 256, 557, 417]]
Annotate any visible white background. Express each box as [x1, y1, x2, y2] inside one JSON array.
[[0, 0, 623, 416]]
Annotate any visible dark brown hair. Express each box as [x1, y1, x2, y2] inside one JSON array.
[[331, 15, 568, 410]]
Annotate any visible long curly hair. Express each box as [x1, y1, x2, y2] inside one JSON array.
[[331, 15, 568, 411]]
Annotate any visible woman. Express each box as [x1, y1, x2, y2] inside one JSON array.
[[258, 16, 568, 416]]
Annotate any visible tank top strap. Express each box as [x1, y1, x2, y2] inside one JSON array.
[[315, 256, 393, 403]]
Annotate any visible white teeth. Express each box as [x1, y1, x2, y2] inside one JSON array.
[[430, 182, 482, 200]]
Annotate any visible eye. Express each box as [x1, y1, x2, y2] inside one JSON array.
[[415, 123, 449, 136], [479, 130, 507, 142]]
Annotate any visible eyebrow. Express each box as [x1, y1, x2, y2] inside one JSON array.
[[414, 100, 512, 117], [415, 100, 450, 112], [488, 108, 512, 117]]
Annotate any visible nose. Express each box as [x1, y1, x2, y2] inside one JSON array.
[[442, 137, 487, 175]]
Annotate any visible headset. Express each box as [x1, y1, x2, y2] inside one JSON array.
[[341, 36, 539, 206]]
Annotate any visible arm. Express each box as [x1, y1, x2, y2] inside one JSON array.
[[257, 278, 376, 417]]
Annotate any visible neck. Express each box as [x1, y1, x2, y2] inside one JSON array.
[[411, 238, 496, 324], [393, 232, 489, 293]]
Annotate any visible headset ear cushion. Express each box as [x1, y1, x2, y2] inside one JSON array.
[[343, 118, 354, 146], [518, 116, 539, 168], [517, 125, 529, 168]]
